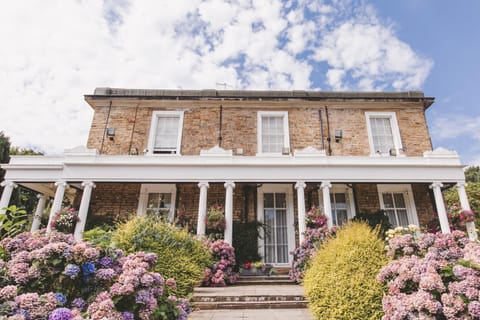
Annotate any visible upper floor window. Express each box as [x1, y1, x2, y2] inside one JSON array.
[[365, 112, 403, 156], [147, 111, 184, 155], [257, 111, 290, 154]]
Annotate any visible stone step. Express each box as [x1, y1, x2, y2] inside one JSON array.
[[193, 295, 306, 303], [193, 300, 308, 310], [235, 278, 295, 285], [237, 275, 291, 281]]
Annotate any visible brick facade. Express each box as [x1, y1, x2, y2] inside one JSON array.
[[87, 100, 432, 157], [83, 93, 438, 232]]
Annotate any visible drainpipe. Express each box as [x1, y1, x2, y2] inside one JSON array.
[[325, 106, 332, 156]]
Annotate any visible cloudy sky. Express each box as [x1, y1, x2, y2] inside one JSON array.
[[1, 0, 479, 165]]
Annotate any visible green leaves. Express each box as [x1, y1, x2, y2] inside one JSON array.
[[0, 205, 28, 239]]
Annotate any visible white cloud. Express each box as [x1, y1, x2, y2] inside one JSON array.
[[0, 0, 433, 154], [432, 115, 480, 141], [314, 21, 433, 90]]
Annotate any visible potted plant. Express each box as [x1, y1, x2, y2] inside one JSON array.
[[50, 207, 79, 233], [239, 261, 272, 276]]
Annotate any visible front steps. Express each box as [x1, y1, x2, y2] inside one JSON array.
[[192, 275, 308, 310], [235, 275, 294, 286]]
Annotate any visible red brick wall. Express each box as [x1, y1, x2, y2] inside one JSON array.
[[86, 100, 432, 157]]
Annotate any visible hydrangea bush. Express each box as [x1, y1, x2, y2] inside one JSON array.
[[202, 240, 237, 287], [0, 231, 190, 320], [377, 229, 480, 319], [289, 207, 330, 283]]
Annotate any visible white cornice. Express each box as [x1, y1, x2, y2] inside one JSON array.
[[2, 152, 465, 184]]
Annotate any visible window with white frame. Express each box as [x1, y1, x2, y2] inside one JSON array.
[[257, 111, 290, 154], [377, 184, 419, 228], [137, 184, 177, 222], [365, 112, 402, 156], [318, 184, 356, 226], [147, 111, 184, 155]]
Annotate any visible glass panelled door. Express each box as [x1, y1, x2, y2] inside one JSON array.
[[263, 193, 289, 264]]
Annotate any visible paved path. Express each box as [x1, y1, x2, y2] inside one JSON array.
[[189, 284, 313, 320], [188, 308, 313, 320]]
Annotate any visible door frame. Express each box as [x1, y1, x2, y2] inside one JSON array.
[[257, 184, 295, 266]]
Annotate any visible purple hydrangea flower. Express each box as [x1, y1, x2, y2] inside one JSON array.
[[96, 268, 116, 281], [63, 264, 80, 279], [71, 297, 86, 311], [54, 292, 67, 306], [49, 307, 73, 320], [122, 311, 134, 320], [99, 256, 114, 268]]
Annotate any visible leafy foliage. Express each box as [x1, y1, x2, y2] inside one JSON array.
[[112, 216, 211, 297], [83, 226, 114, 249], [289, 208, 330, 283], [0, 206, 28, 239], [232, 221, 263, 266], [352, 209, 392, 238], [443, 166, 480, 229], [304, 222, 387, 320], [0, 231, 190, 319]]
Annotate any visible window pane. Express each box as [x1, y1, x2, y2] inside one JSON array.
[[393, 193, 406, 208], [262, 116, 284, 153], [397, 210, 409, 226], [385, 209, 397, 227], [275, 193, 286, 208], [154, 116, 180, 152], [336, 210, 348, 226], [264, 193, 274, 208], [382, 193, 394, 208], [370, 117, 394, 154]]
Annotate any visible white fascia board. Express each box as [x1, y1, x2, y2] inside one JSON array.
[[3, 154, 465, 183]]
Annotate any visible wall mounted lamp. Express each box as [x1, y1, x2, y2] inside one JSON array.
[[334, 130, 343, 142]]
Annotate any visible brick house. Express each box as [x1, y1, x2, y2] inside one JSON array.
[[0, 88, 475, 267]]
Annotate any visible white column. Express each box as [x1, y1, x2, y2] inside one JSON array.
[[47, 181, 68, 233], [74, 181, 96, 240], [295, 181, 307, 243], [456, 182, 477, 240], [430, 182, 450, 234], [0, 180, 17, 215], [31, 194, 47, 232], [321, 181, 333, 229], [196, 182, 209, 237], [224, 181, 235, 245]]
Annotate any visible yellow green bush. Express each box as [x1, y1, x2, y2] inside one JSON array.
[[112, 216, 211, 297], [303, 222, 388, 320]]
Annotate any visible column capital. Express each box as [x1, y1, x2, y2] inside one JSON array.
[[320, 181, 332, 189], [36, 193, 47, 200], [456, 182, 468, 188], [295, 181, 306, 190], [224, 181, 236, 189], [54, 180, 69, 188], [1, 180, 17, 188], [430, 182, 444, 189], [198, 181, 210, 189], [81, 181, 96, 188]]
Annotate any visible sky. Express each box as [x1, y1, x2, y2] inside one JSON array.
[[0, 0, 479, 165]]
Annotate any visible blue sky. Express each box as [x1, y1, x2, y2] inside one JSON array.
[[0, 0, 478, 165]]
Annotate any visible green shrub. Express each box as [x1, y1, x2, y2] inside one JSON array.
[[83, 226, 113, 249], [111, 216, 211, 297], [232, 221, 263, 266], [303, 222, 388, 320], [352, 209, 391, 238]]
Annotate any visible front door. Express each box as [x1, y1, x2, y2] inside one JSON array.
[[257, 185, 295, 266]]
